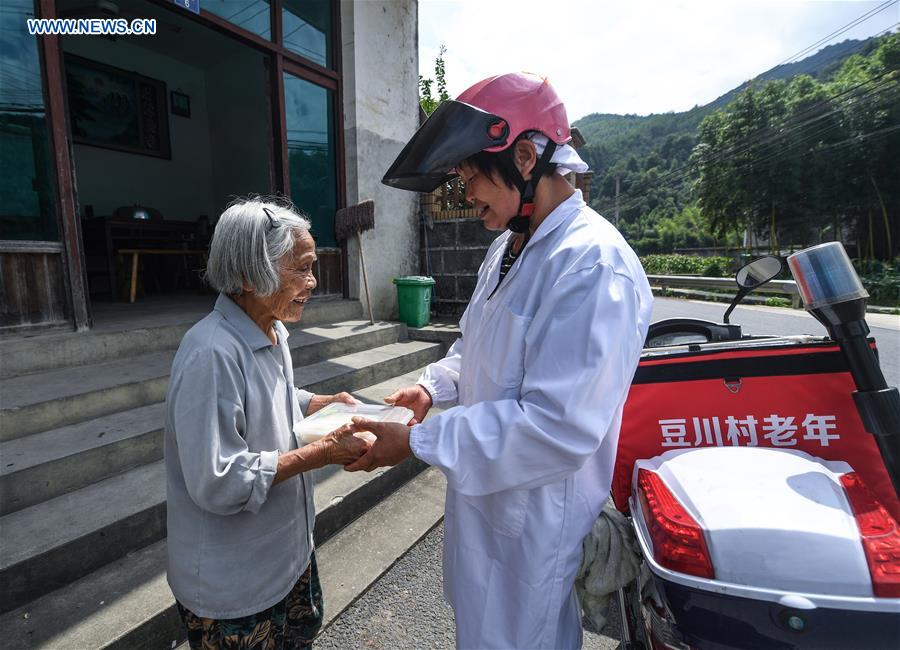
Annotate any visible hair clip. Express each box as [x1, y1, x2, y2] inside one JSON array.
[[262, 206, 280, 230]]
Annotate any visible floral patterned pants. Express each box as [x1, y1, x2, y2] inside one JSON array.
[[177, 553, 324, 650]]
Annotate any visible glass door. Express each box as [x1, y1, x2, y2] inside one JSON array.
[[281, 69, 341, 295]]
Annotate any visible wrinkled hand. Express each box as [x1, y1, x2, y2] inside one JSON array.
[[343, 418, 412, 472], [306, 391, 358, 416], [319, 423, 372, 466], [384, 384, 432, 425]]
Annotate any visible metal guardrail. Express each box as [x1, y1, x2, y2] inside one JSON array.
[[647, 275, 802, 309]]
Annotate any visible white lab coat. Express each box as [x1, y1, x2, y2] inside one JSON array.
[[410, 191, 653, 649]]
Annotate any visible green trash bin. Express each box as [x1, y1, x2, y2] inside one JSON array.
[[393, 276, 435, 327]]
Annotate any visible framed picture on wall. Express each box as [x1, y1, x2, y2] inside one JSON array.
[[170, 90, 191, 118], [64, 54, 171, 159]]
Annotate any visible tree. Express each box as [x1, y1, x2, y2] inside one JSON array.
[[827, 33, 900, 259], [692, 33, 899, 259], [419, 45, 449, 115]]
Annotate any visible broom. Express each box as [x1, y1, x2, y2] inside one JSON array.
[[335, 200, 376, 325]]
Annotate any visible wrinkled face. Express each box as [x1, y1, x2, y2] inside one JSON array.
[[458, 162, 520, 231], [261, 233, 317, 323]]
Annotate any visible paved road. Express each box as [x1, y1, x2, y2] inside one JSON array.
[[318, 297, 899, 649], [651, 297, 900, 387], [317, 523, 621, 650]]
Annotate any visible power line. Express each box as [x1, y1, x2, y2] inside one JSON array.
[[230, 6, 270, 31], [588, 72, 883, 201], [593, 12, 900, 226], [596, 83, 900, 217], [588, 13, 900, 218], [283, 21, 312, 41], [625, 68, 896, 180], [693, 70, 896, 162], [597, 74, 899, 211], [682, 78, 897, 179], [703, 109, 896, 185], [589, 17, 899, 205], [599, 114, 895, 217], [720, 121, 900, 175], [771, 0, 897, 67]]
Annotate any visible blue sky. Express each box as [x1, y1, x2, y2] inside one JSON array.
[[419, 0, 899, 120]]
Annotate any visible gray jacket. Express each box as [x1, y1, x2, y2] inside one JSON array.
[[165, 294, 314, 619]]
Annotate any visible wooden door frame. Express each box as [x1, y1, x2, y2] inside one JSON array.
[[277, 0, 347, 297], [153, 0, 349, 297], [38, 0, 91, 330]]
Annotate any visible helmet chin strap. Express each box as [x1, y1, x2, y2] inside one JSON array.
[[506, 214, 531, 234], [503, 140, 558, 234]]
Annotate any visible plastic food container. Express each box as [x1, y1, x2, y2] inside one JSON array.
[[293, 403, 414, 444]]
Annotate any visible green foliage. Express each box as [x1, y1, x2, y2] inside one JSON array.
[[639, 254, 733, 277], [419, 45, 449, 115], [419, 77, 435, 115], [577, 113, 702, 227], [693, 33, 899, 260], [764, 297, 793, 308], [618, 202, 740, 254], [855, 258, 900, 306], [575, 34, 898, 262]]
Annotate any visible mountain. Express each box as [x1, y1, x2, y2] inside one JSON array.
[[573, 36, 882, 176], [706, 36, 884, 110], [570, 33, 899, 256]]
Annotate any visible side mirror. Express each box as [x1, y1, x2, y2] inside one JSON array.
[[735, 256, 783, 290], [724, 255, 783, 324]]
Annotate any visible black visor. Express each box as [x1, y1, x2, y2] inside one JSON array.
[[382, 100, 510, 193]]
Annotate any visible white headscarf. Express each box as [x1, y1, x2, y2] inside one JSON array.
[[528, 133, 590, 175]]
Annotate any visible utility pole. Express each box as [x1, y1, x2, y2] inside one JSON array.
[[614, 176, 620, 229]]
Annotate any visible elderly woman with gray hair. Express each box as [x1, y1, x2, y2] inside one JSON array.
[[165, 197, 368, 649]]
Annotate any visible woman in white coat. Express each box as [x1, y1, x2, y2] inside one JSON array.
[[349, 73, 654, 649]]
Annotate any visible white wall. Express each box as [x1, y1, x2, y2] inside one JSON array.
[[342, 0, 420, 319], [63, 38, 216, 221]]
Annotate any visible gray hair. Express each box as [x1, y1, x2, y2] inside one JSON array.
[[205, 197, 312, 296]]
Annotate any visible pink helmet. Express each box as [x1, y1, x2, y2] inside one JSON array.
[[456, 73, 571, 153], [383, 72, 571, 193]]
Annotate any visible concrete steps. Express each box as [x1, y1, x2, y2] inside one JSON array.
[[0, 342, 444, 613], [0, 464, 447, 650], [1, 403, 165, 516], [1, 461, 168, 614], [0, 320, 407, 440], [0, 367, 447, 649], [0, 335, 436, 514], [1, 538, 177, 650], [0, 297, 363, 380], [293, 340, 443, 396], [0, 299, 455, 648]]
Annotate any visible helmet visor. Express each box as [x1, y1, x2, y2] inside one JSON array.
[[382, 100, 509, 193]]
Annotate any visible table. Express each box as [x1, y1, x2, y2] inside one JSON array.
[[81, 217, 206, 299], [117, 248, 208, 303]]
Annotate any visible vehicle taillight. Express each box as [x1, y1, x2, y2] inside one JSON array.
[[637, 468, 714, 579], [839, 472, 900, 598]]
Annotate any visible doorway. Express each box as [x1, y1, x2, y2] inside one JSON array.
[[58, 0, 274, 305]]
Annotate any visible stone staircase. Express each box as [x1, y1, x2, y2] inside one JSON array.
[[0, 298, 452, 648]]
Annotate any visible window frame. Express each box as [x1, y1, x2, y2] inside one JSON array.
[[36, 0, 349, 325]]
